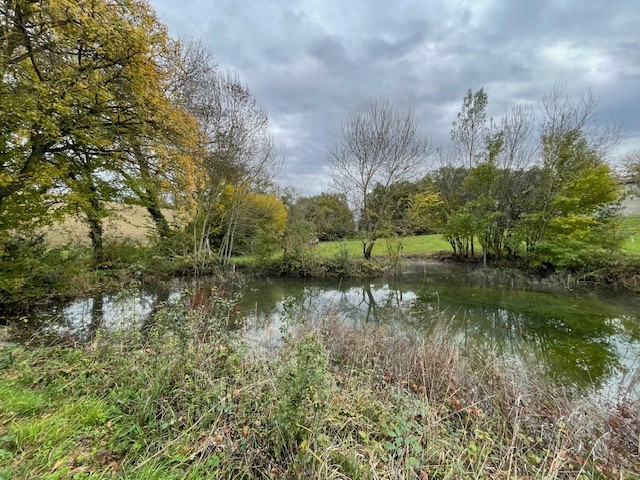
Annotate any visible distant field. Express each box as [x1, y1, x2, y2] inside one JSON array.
[[42, 203, 176, 247], [41, 204, 640, 259]]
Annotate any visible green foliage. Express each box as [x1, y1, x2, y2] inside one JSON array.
[[280, 200, 317, 270], [294, 193, 355, 240], [0, 233, 84, 305], [366, 181, 421, 236], [409, 190, 447, 233], [622, 217, 640, 256], [0, 0, 201, 255], [275, 336, 331, 443], [251, 225, 283, 264], [525, 138, 622, 269], [450, 87, 490, 166], [418, 88, 624, 270]]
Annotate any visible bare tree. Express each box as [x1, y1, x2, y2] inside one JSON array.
[[527, 83, 623, 247], [540, 82, 621, 159], [499, 101, 538, 170], [622, 149, 640, 189], [206, 72, 282, 267], [166, 40, 282, 270], [328, 97, 430, 259]]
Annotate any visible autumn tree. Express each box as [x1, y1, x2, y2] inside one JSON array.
[[168, 40, 282, 269], [0, 0, 201, 260], [519, 85, 622, 265], [328, 98, 430, 259]]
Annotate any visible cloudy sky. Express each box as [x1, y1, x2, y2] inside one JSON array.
[[149, 0, 640, 194]]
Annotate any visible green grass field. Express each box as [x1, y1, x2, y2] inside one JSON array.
[[315, 234, 451, 258], [317, 217, 640, 258], [621, 216, 640, 255], [235, 218, 640, 267]]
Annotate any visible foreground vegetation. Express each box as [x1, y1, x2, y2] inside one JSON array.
[[1, 289, 639, 479]]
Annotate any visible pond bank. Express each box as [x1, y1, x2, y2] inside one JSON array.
[[2, 249, 639, 319], [4, 261, 639, 396], [2, 298, 638, 478]]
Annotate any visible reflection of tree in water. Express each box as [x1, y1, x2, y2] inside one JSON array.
[[10, 271, 638, 393], [357, 283, 413, 323], [87, 294, 104, 340], [410, 287, 624, 389], [9, 282, 177, 345], [237, 276, 637, 389], [140, 283, 172, 337], [238, 278, 416, 327]]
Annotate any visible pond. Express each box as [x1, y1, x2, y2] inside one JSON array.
[[3, 262, 640, 396]]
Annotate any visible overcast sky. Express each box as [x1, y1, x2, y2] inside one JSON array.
[[149, 0, 640, 194]]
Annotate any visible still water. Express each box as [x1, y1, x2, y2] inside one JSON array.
[[4, 263, 640, 394]]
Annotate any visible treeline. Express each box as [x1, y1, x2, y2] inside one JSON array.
[[327, 88, 627, 269]]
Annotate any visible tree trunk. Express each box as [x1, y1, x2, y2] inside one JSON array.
[[146, 201, 171, 238], [134, 145, 172, 238], [88, 214, 104, 264], [363, 240, 375, 260]]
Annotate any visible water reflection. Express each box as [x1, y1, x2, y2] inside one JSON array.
[[5, 266, 640, 394]]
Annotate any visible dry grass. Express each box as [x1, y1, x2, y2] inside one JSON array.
[[41, 203, 177, 247]]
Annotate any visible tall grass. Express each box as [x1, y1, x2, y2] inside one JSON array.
[[1, 288, 638, 478]]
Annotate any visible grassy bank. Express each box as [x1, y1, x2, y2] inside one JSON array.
[[1, 292, 639, 479], [314, 235, 451, 258], [621, 216, 640, 256]]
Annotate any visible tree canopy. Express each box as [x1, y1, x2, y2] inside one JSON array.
[[0, 0, 202, 259]]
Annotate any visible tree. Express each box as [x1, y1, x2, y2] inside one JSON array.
[[425, 85, 621, 268], [328, 97, 429, 259], [0, 0, 201, 260], [166, 39, 282, 269], [521, 84, 621, 254], [207, 188, 286, 258], [295, 193, 355, 241], [622, 149, 640, 189], [450, 88, 490, 167]]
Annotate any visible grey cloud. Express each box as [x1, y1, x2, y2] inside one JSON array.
[[151, 0, 640, 194]]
